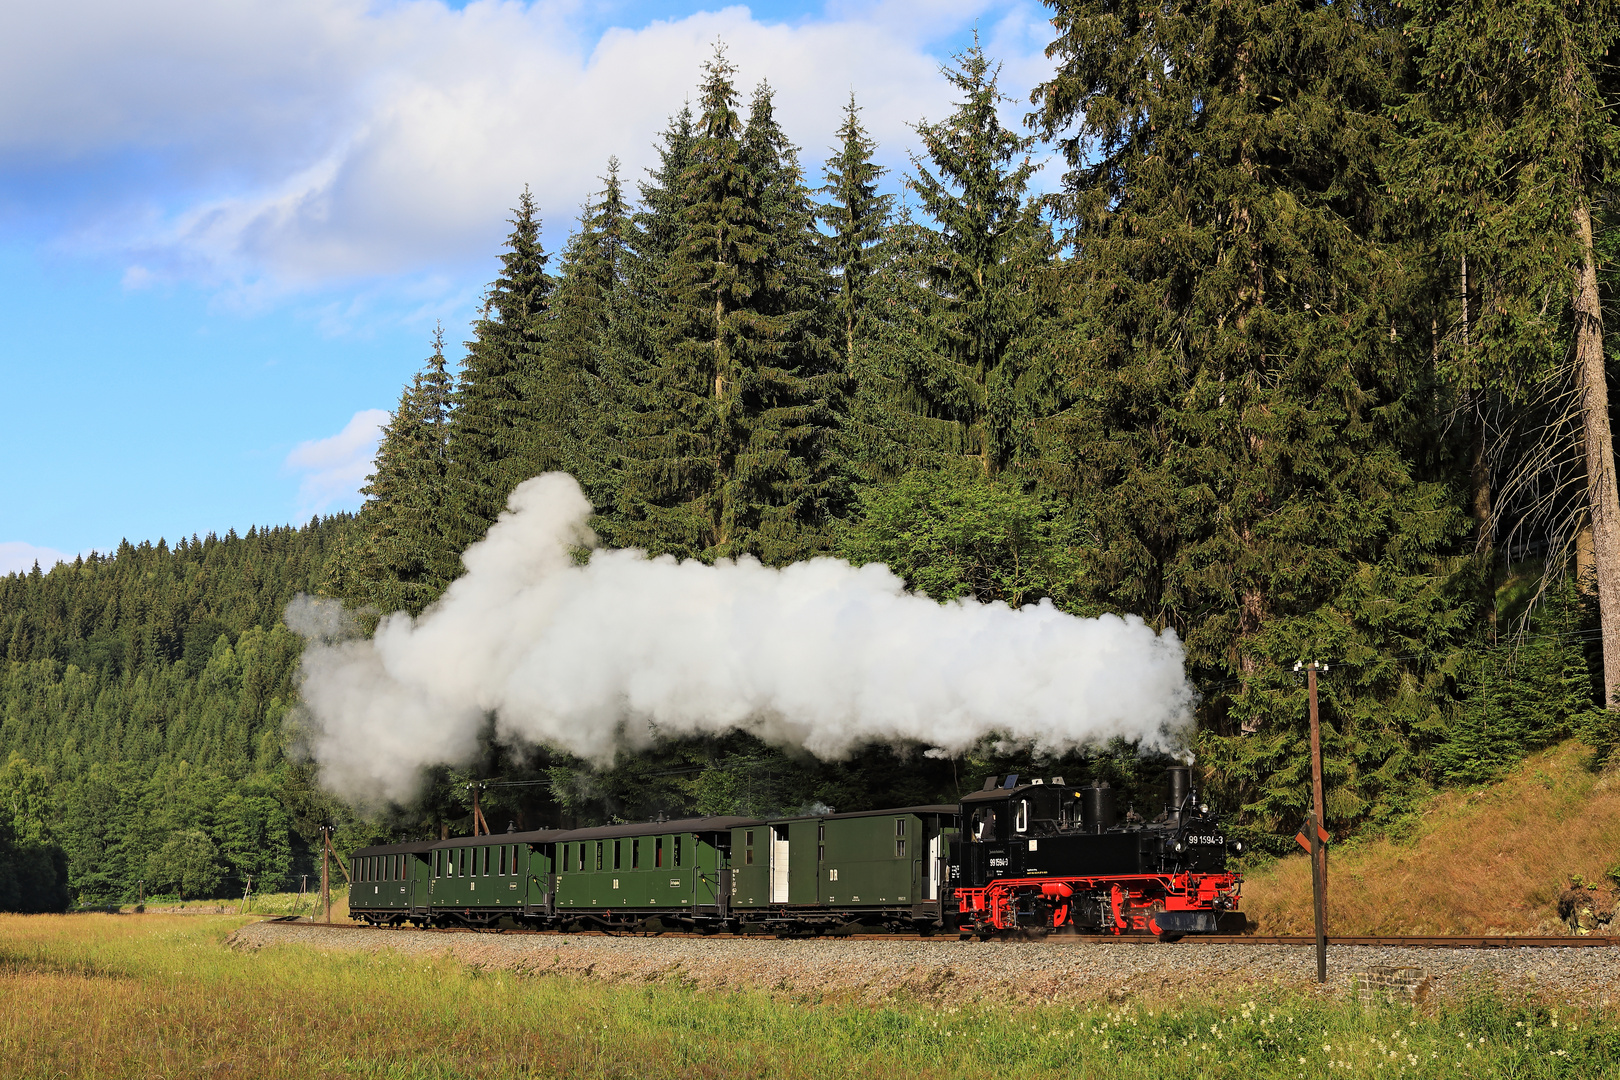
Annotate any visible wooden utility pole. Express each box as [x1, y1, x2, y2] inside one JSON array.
[[1307, 811, 1327, 983], [1306, 661, 1328, 903], [1295, 659, 1331, 982], [320, 826, 331, 924]]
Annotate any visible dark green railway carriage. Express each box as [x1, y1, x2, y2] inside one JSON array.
[[348, 841, 435, 925], [730, 806, 958, 931], [426, 830, 565, 927], [551, 817, 759, 931], [349, 807, 959, 934]]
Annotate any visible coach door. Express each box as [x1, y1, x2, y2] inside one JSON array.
[[769, 825, 790, 903]]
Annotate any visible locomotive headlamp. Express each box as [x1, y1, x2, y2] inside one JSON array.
[[1232, 841, 1245, 854], [1199, 803, 1209, 814], [1174, 841, 1186, 853]]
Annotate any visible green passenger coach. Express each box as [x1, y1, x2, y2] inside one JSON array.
[[730, 806, 957, 932], [348, 807, 960, 934], [425, 829, 564, 928], [552, 817, 757, 930], [347, 841, 434, 925]]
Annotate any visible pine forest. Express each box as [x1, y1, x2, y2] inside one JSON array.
[[4, 7, 1620, 908]]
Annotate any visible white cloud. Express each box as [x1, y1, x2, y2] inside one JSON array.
[[0, 542, 73, 576], [285, 408, 391, 514], [0, 1, 1055, 294]]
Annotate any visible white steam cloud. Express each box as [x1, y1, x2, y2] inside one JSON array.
[[289, 473, 1195, 803]]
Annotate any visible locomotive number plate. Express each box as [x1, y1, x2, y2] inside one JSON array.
[[1188, 834, 1225, 845]]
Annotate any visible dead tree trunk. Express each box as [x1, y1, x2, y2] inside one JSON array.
[[1572, 200, 1620, 708]]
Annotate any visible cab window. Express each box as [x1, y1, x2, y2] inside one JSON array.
[[971, 808, 998, 841]]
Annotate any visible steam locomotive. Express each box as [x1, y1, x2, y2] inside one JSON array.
[[347, 766, 1243, 940]]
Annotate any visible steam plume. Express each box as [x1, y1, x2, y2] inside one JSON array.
[[288, 473, 1195, 802]]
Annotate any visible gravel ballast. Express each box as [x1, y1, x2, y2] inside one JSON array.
[[229, 921, 1620, 1007]]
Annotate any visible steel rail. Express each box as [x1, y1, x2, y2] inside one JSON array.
[[257, 919, 1616, 948]]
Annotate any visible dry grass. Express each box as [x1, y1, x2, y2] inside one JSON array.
[[113, 888, 350, 919], [2, 913, 1617, 1078], [1241, 741, 1620, 935]]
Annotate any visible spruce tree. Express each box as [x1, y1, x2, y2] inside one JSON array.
[[896, 41, 1056, 477], [610, 53, 843, 564], [354, 326, 458, 616], [1032, 0, 1477, 839], [820, 94, 889, 371], [1398, 0, 1620, 707], [543, 161, 631, 511], [590, 108, 695, 548], [445, 188, 552, 551]]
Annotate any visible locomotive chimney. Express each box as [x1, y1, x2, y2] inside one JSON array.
[[1164, 766, 1192, 825]]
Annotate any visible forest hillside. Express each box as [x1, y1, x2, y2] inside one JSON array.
[[5, 0, 1620, 909], [1241, 740, 1620, 935]]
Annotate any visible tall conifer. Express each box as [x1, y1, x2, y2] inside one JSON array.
[[899, 42, 1057, 476], [354, 327, 457, 616], [544, 161, 631, 511], [1398, 0, 1620, 707], [445, 188, 552, 550], [1033, 0, 1476, 836], [611, 52, 842, 564], [821, 95, 889, 371]]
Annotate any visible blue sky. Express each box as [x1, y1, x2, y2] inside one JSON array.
[[0, 0, 1060, 574]]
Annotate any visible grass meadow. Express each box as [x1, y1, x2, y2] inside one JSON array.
[[1, 914, 1617, 1078]]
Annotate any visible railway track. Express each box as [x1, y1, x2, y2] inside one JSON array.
[[260, 919, 1616, 948]]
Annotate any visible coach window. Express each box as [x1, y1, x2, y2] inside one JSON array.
[[632, 838, 641, 869], [499, 846, 508, 876], [744, 831, 754, 865], [594, 842, 603, 871], [674, 836, 682, 868], [656, 837, 665, 868], [460, 848, 468, 877], [895, 818, 907, 858], [612, 840, 622, 871], [511, 845, 521, 875]]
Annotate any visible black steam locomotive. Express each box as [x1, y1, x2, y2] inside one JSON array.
[[952, 766, 1244, 940]]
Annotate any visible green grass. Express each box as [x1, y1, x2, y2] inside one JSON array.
[[1, 913, 1617, 1078]]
